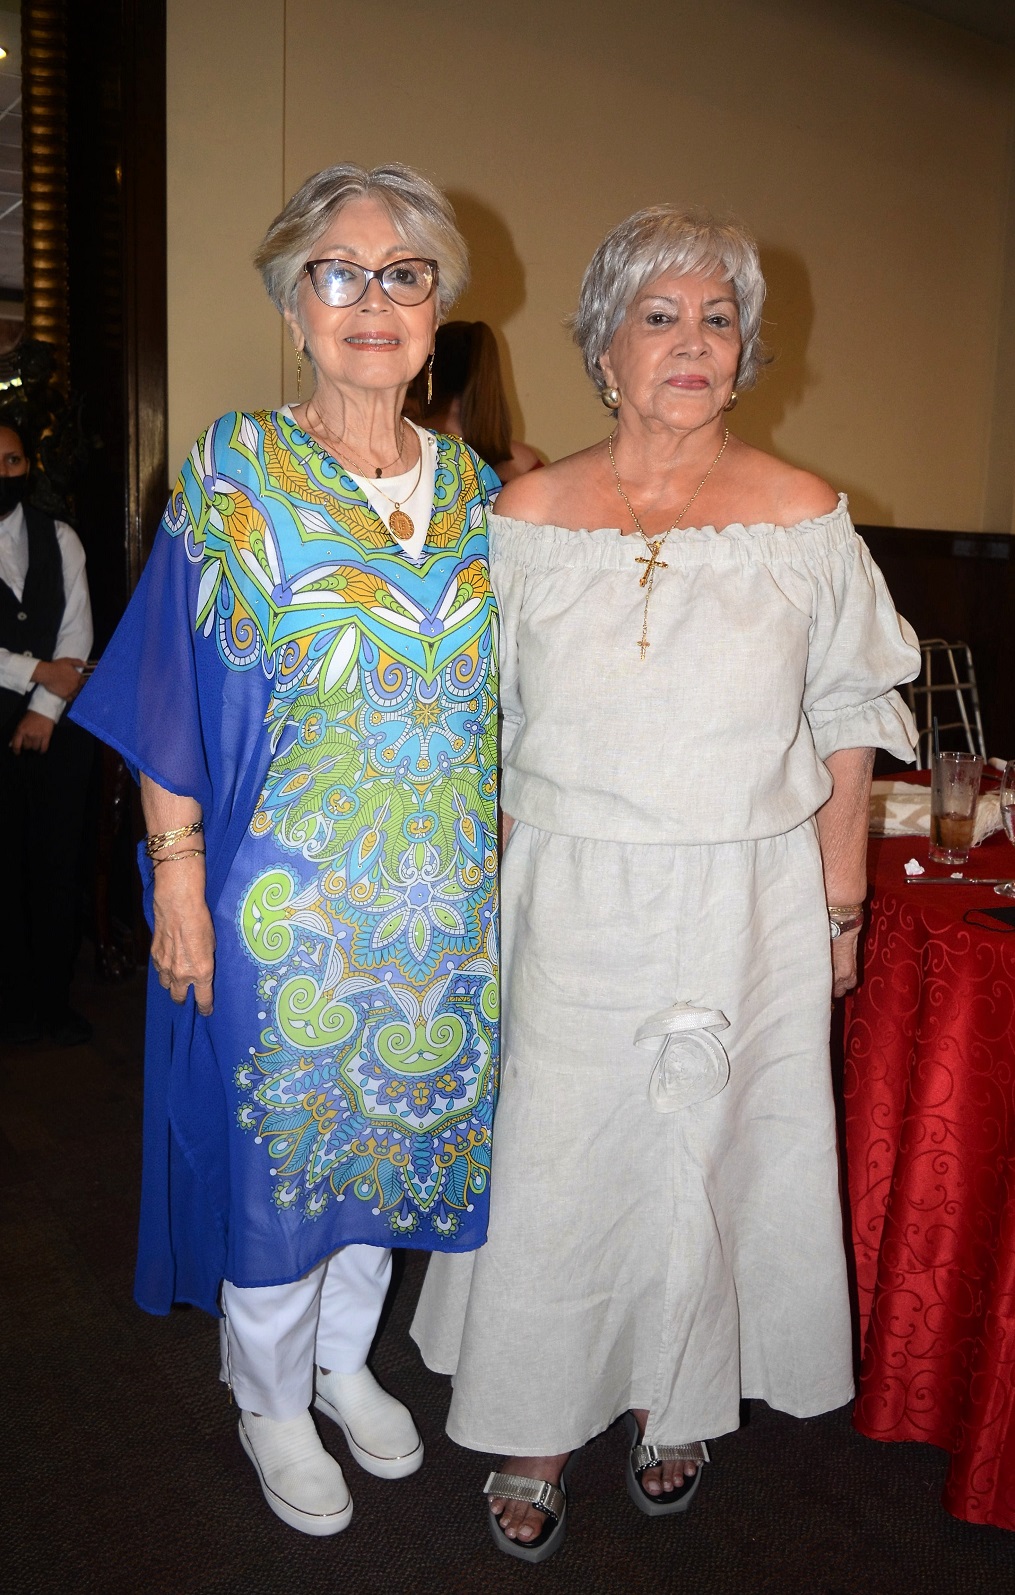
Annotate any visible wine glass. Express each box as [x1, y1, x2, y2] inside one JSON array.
[[996, 761, 1015, 898]]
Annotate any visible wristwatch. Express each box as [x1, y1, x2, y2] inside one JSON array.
[[828, 904, 864, 939]]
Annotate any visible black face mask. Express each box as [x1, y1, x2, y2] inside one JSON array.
[[0, 474, 27, 517]]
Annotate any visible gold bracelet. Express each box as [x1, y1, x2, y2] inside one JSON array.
[[828, 903, 864, 939], [146, 820, 204, 858], [152, 849, 207, 868]]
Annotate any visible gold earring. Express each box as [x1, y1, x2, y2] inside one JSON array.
[[601, 385, 621, 412], [296, 348, 303, 403], [724, 391, 738, 412], [426, 351, 435, 406]]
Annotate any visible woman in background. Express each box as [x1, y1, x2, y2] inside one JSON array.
[[414, 319, 542, 482]]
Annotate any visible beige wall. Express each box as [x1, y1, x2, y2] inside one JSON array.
[[166, 0, 286, 466], [167, 0, 1015, 531]]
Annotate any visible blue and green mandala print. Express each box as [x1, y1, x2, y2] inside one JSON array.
[[185, 410, 499, 1245]]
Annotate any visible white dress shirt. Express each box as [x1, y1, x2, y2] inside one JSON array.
[[0, 502, 94, 723]]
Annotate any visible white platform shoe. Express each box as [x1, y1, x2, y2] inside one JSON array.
[[238, 1410, 353, 1536], [314, 1366, 424, 1480]]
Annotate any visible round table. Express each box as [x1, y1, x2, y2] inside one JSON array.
[[843, 804, 1015, 1531]]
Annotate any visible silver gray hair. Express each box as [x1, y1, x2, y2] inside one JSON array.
[[254, 162, 470, 322], [572, 206, 768, 393]]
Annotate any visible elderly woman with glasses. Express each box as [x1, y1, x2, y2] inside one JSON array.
[[73, 164, 500, 1536], [412, 207, 920, 1562]]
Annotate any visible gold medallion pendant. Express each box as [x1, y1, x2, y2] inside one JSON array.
[[320, 421, 426, 546], [388, 509, 414, 541]]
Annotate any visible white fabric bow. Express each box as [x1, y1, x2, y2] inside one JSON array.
[[634, 1003, 731, 1113]]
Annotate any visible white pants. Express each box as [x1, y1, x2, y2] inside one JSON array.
[[219, 1245, 392, 1420]]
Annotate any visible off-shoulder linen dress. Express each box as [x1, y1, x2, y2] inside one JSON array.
[[411, 495, 919, 1454]]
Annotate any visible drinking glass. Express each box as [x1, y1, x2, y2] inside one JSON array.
[[929, 751, 983, 866], [995, 761, 1015, 898]]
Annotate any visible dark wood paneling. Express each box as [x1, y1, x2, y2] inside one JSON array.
[[65, 0, 167, 642], [62, 1, 166, 969], [22, 1, 69, 384], [119, 0, 168, 585], [858, 526, 1015, 760]]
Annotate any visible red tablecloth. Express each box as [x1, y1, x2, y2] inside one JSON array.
[[843, 796, 1015, 1531]]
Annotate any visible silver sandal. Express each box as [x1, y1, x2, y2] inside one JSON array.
[[624, 1411, 709, 1516], [483, 1468, 569, 1563]]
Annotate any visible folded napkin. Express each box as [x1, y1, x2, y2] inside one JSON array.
[[868, 780, 1001, 845]]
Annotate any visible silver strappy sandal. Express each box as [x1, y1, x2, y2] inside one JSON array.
[[624, 1411, 709, 1516], [483, 1468, 569, 1563]]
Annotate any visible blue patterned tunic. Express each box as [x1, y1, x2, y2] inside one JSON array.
[[74, 411, 500, 1313]]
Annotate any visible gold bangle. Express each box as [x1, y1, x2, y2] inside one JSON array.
[[828, 903, 864, 940], [152, 849, 206, 868], [146, 820, 204, 857]]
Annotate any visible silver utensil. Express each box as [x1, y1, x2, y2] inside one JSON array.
[[905, 876, 1014, 887]]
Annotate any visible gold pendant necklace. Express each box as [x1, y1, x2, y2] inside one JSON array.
[[608, 428, 729, 659], [356, 439, 426, 542], [306, 409, 406, 478], [307, 413, 424, 542]]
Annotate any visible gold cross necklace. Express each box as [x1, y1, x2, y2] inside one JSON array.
[[608, 428, 730, 659]]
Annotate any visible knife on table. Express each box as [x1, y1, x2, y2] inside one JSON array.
[[905, 876, 1014, 886]]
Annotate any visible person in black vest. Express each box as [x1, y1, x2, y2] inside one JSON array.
[[0, 421, 95, 1045]]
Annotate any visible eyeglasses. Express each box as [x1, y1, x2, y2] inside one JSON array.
[[303, 256, 439, 308]]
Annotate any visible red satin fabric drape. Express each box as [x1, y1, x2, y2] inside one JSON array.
[[843, 827, 1015, 1530]]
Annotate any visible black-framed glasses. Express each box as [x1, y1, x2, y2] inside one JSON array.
[[303, 256, 439, 308]]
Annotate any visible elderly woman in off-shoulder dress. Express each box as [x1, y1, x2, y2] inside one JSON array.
[[412, 206, 921, 1562]]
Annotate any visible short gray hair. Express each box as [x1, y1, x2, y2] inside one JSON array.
[[254, 162, 469, 321], [572, 206, 768, 392]]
